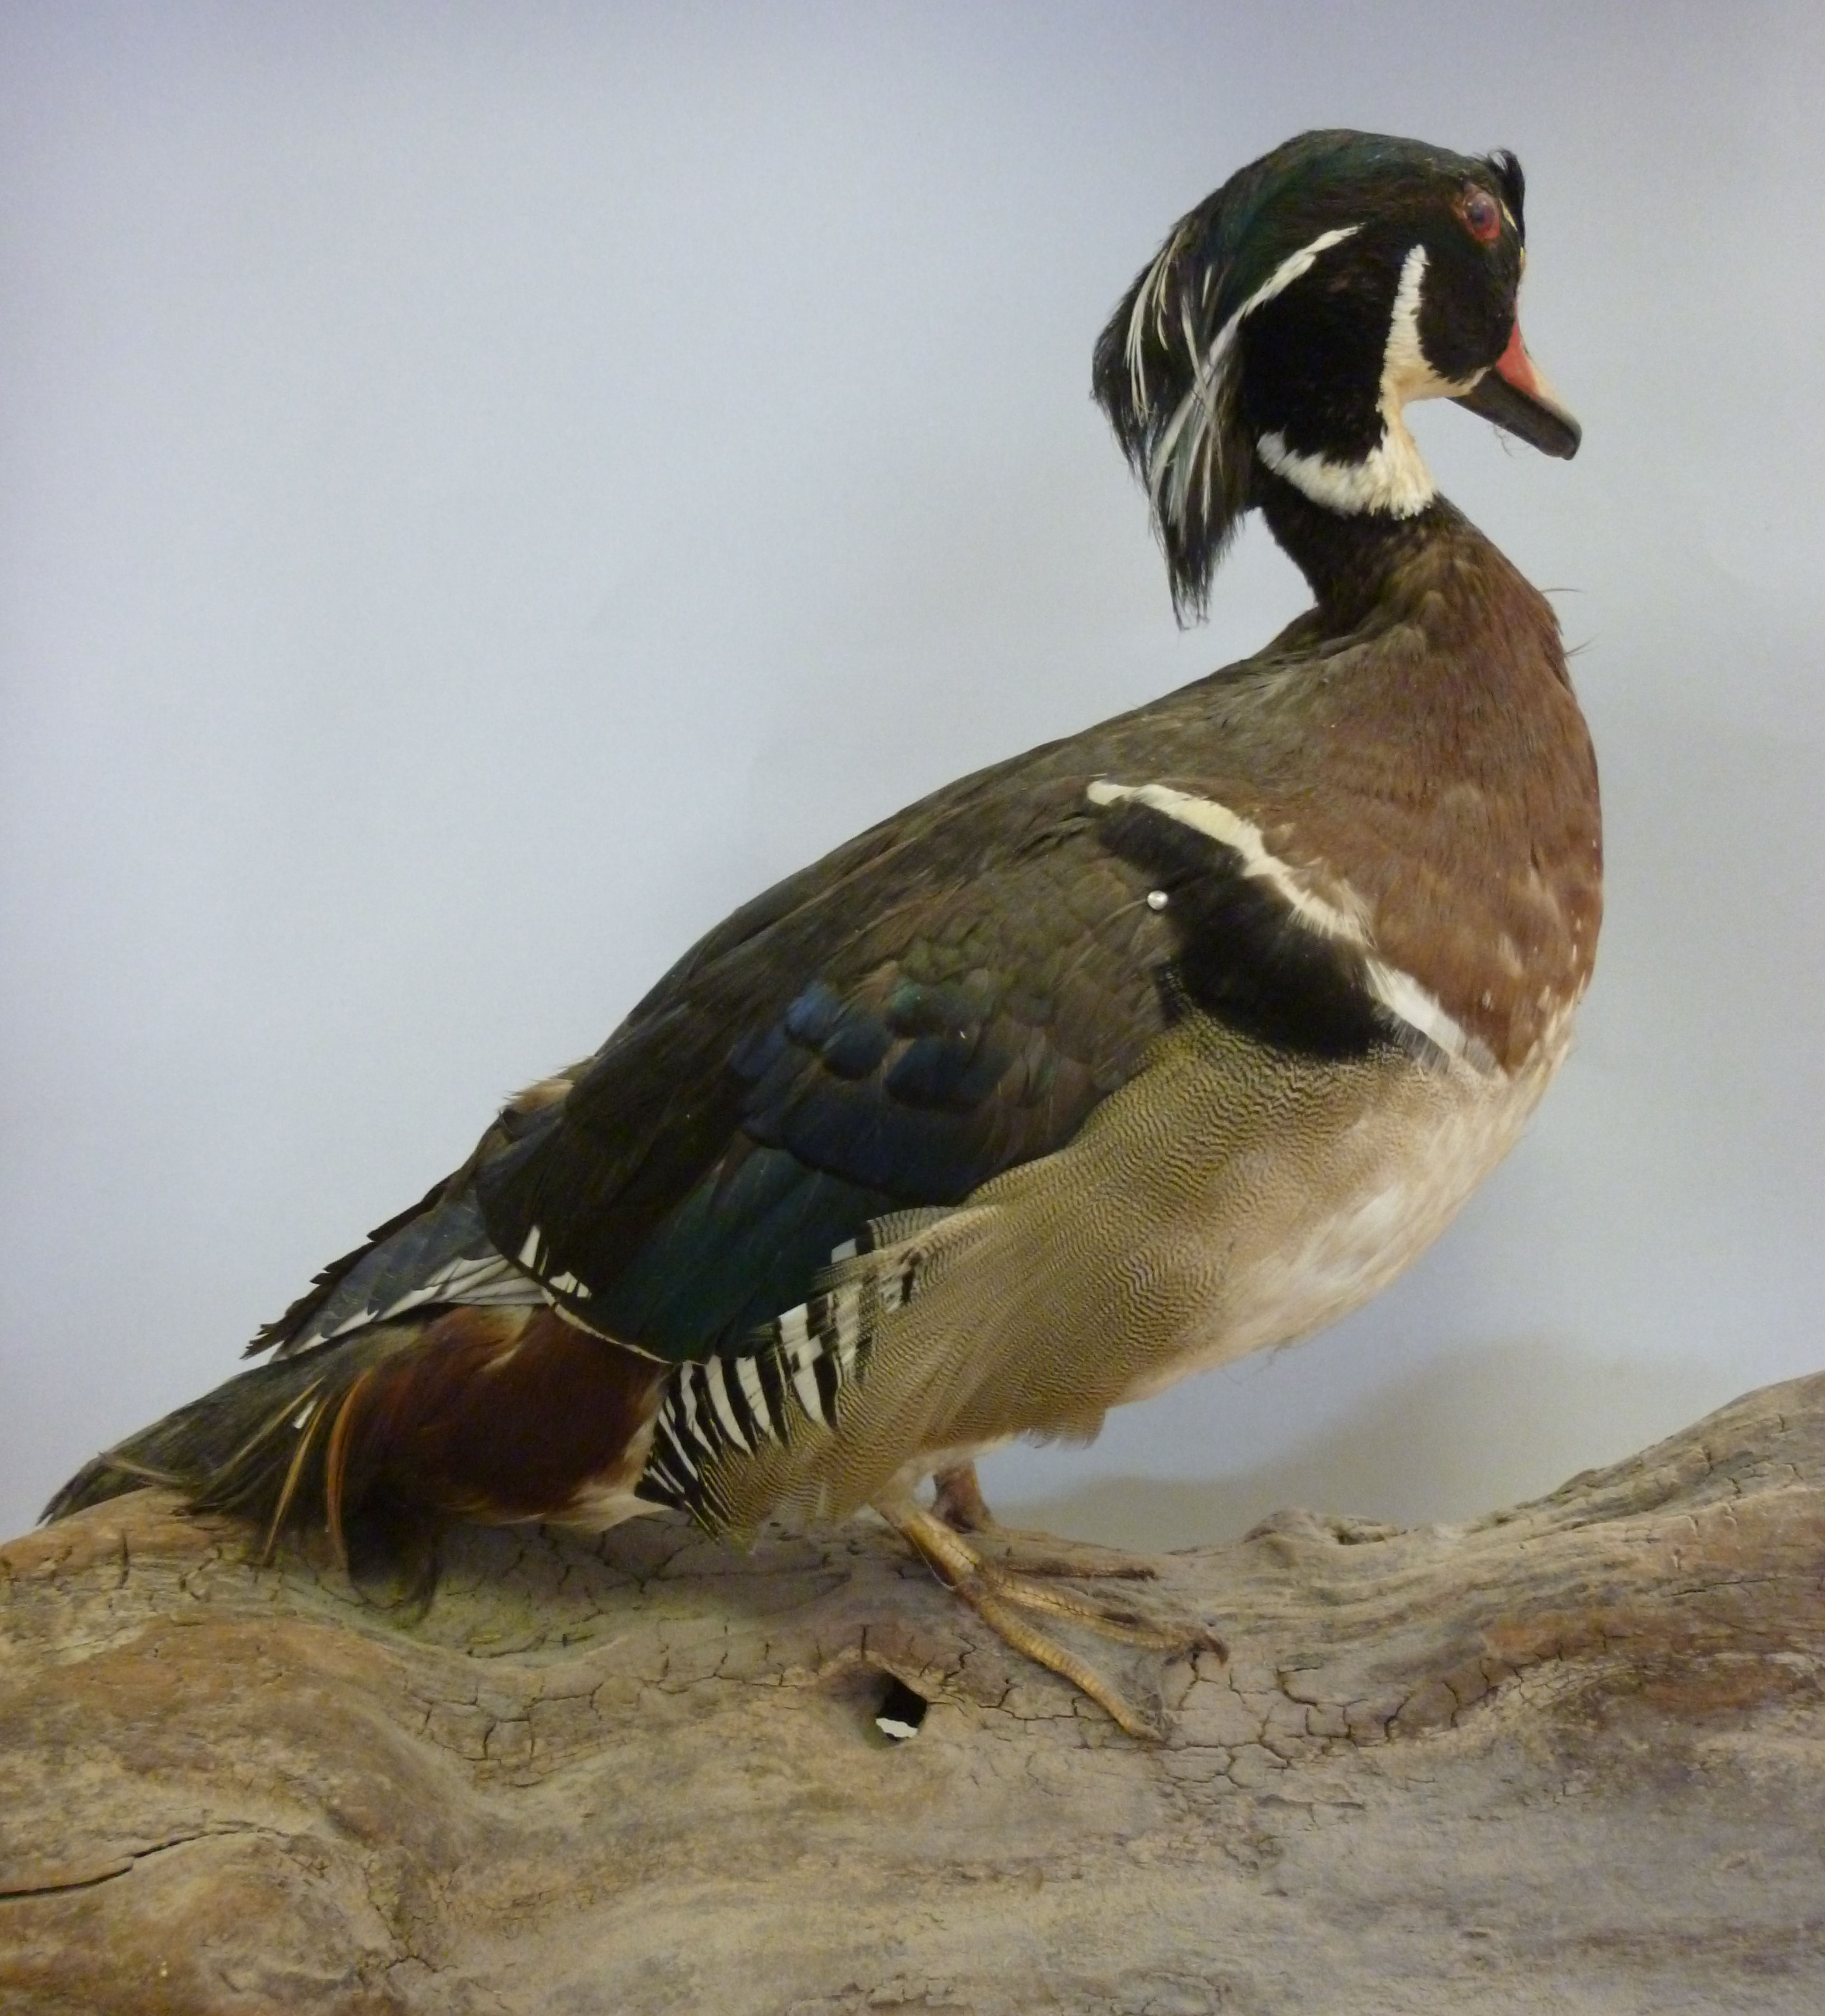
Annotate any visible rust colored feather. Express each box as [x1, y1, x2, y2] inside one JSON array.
[[329, 1306, 665, 1528], [322, 1364, 383, 1570], [259, 1389, 331, 1565]]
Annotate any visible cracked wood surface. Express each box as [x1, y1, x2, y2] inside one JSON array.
[[3, 1373, 1824, 2014]]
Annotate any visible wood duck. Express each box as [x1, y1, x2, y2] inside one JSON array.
[[48, 131, 1601, 1736]]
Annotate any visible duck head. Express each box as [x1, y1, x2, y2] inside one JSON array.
[[1094, 130, 1581, 618]]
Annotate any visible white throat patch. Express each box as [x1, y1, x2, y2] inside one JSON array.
[[1256, 243, 1480, 519]]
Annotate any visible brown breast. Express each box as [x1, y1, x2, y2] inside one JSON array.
[[1248, 520, 1602, 1072]]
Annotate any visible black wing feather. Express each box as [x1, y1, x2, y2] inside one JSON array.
[[474, 771, 1168, 1358], [261, 695, 1396, 1368]]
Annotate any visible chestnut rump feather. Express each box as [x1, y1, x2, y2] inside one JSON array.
[[46, 1308, 664, 1558]]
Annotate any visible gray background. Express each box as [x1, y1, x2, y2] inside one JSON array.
[[4, 2, 1821, 1546]]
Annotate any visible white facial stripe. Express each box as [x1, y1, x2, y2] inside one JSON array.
[[1233, 226, 1362, 327], [1135, 225, 1361, 536], [1258, 244, 1482, 520], [1088, 777, 1497, 1073], [1124, 220, 1191, 414], [1380, 243, 1440, 400]]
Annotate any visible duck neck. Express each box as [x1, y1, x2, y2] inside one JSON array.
[[1256, 467, 1456, 635]]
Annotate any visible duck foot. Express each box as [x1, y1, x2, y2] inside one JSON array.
[[973, 1526, 1164, 1583], [878, 1491, 1225, 1740], [929, 1460, 996, 1533], [928, 1461, 1159, 1582]]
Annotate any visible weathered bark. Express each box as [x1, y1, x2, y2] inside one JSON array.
[[3, 1373, 1823, 2015]]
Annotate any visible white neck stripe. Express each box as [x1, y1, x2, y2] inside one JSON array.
[[1257, 243, 1484, 519]]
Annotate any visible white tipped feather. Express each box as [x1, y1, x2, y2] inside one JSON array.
[[735, 1356, 770, 1425], [1141, 226, 1360, 545], [703, 1357, 754, 1452], [306, 1246, 549, 1347]]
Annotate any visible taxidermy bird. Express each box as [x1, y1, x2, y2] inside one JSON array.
[[48, 130, 1600, 1737]]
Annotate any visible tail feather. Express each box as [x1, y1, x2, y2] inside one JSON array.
[[41, 1330, 412, 1553], [42, 1307, 667, 1559]]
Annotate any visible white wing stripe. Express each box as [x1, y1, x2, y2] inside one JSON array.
[[1088, 777, 1495, 1072], [1088, 777, 1366, 942]]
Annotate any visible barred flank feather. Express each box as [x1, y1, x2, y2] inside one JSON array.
[[636, 1220, 936, 1527]]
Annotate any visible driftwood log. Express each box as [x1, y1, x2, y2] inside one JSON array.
[[3, 1372, 1824, 2014]]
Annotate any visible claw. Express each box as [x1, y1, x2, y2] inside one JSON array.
[[877, 1492, 1222, 1739], [978, 1568, 1210, 1651]]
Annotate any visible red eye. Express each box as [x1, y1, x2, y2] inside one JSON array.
[[1462, 188, 1502, 244]]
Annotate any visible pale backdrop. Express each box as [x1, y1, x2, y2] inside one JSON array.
[[4, 2, 1821, 1545]]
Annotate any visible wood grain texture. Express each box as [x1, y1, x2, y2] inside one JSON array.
[[4, 1372, 1824, 2014]]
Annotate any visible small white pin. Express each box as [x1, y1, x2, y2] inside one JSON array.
[[1090, 776, 1499, 1074], [1146, 889, 1169, 911]]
